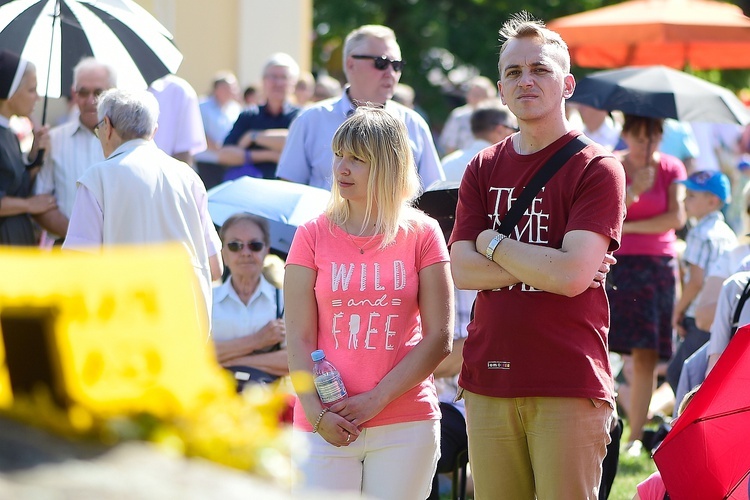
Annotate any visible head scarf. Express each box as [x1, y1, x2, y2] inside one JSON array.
[[0, 50, 29, 100]]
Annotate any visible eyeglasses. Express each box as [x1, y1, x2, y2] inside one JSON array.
[[351, 55, 405, 72], [76, 87, 105, 99], [226, 240, 266, 253], [93, 118, 106, 138]]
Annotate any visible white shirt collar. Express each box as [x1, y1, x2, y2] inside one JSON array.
[[107, 138, 152, 159], [215, 274, 277, 306]]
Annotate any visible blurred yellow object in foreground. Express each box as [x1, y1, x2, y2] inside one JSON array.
[[0, 244, 232, 417], [0, 245, 294, 481]]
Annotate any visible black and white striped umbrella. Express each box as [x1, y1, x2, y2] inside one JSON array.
[[0, 0, 182, 100]]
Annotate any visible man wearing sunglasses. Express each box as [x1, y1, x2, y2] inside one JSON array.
[[34, 58, 116, 243], [63, 89, 223, 337], [277, 24, 443, 190]]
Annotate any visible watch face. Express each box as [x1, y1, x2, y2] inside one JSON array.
[[486, 234, 503, 260]]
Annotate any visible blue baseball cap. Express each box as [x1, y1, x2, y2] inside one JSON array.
[[678, 170, 731, 205]]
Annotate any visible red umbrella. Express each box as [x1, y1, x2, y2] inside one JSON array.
[[548, 0, 750, 69], [653, 326, 750, 499]]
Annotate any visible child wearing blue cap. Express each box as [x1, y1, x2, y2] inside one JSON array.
[[668, 170, 737, 392]]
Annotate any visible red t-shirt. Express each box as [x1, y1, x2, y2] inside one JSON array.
[[449, 131, 626, 403]]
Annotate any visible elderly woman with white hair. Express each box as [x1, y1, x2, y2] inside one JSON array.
[[63, 88, 223, 335], [0, 49, 55, 245]]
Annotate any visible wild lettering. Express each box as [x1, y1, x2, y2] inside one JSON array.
[[329, 261, 407, 350]]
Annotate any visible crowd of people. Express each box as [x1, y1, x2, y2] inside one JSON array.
[[3, 7, 750, 499]]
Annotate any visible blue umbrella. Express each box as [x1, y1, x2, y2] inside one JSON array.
[[207, 176, 331, 254]]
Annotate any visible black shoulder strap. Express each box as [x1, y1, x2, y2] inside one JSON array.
[[498, 135, 593, 236], [731, 276, 750, 337]]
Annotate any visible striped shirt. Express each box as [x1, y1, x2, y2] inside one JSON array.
[[683, 210, 737, 317], [35, 120, 104, 220]]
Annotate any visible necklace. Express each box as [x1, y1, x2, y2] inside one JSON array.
[[342, 223, 375, 254], [346, 232, 365, 254]]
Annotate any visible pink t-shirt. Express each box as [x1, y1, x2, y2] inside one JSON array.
[[636, 471, 667, 499], [287, 211, 449, 430], [617, 153, 687, 256]]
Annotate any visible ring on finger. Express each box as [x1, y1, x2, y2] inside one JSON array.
[[346, 433, 351, 443]]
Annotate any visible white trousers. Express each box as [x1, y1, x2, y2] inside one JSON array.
[[292, 419, 440, 500]]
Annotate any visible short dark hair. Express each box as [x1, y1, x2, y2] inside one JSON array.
[[471, 104, 516, 135], [622, 114, 664, 137], [243, 85, 257, 100]]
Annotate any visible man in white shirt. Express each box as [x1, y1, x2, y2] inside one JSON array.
[[63, 89, 223, 336], [441, 101, 517, 183], [199, 71, 242, 151], [149, 74, 207, 169], [34, 58, 116, 241], [575, 103, 621, 152], [439, 76, 498, 155]]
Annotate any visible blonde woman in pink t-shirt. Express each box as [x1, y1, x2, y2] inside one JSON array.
[[285, 107, 454, 499]]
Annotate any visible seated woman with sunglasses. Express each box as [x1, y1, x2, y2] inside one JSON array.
[[212, 213, 288, 386]]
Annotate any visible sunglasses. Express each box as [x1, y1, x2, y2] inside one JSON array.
[[351, 55, 405, 72], [226, 240, 265, 253]]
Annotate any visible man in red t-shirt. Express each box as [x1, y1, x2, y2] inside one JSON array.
[[448, 11, 626, 499]]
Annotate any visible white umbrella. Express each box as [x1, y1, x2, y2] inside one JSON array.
[[0, 0, 182, 121], [208, 176, 331, 254]]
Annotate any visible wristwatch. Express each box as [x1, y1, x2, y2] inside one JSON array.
[[485, 233, 507, 261]]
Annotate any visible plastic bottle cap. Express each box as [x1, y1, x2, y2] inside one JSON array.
[[311, 349, 325, 362]]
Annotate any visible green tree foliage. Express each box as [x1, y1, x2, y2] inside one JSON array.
[[312, 0, 605, 126], [312, 0, 749, 128]]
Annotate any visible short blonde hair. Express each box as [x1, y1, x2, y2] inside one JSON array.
[[498, 11, 571, 75], [326, 107, 420, 248]]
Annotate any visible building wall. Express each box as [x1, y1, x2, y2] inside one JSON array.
[[135, 0, 311, 96]]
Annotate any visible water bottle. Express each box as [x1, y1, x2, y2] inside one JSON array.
[[311, 349, 347, 406]]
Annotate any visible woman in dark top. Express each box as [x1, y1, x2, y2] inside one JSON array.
[[0, 50, 55, 245]]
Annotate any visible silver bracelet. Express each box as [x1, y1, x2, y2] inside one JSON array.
[[485, 233, 507, 261], [312, 407, 329, 433]]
